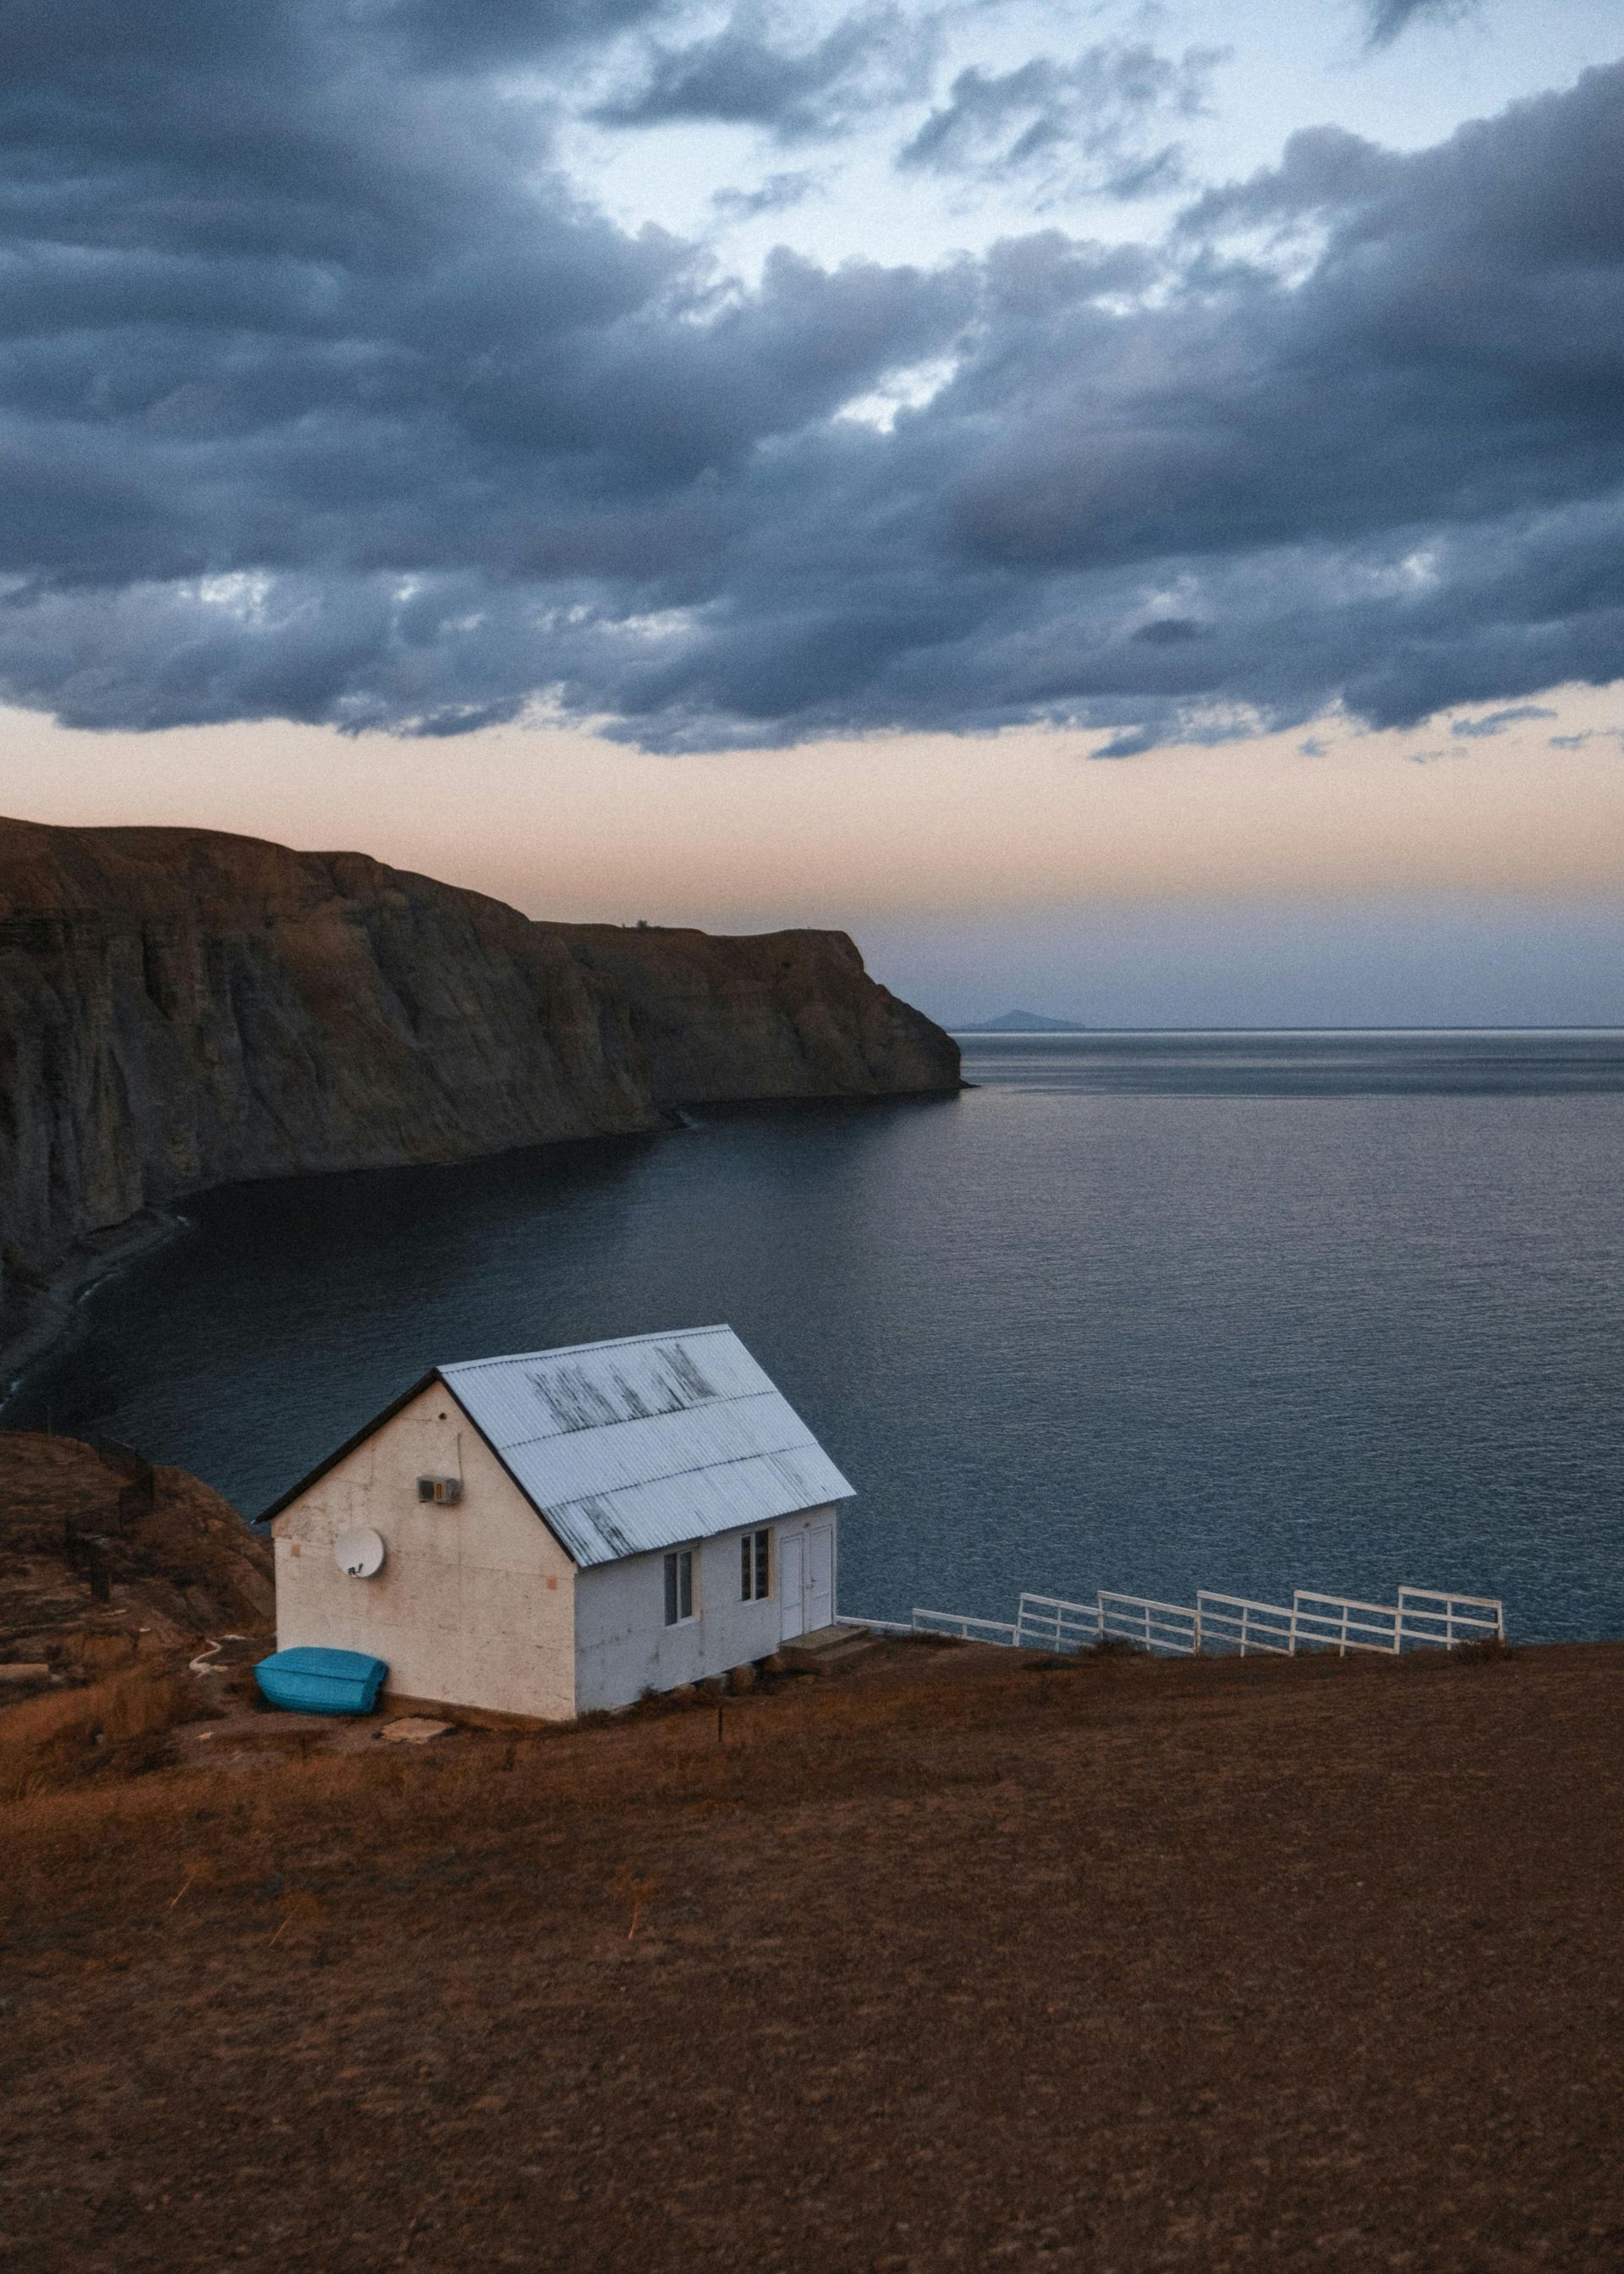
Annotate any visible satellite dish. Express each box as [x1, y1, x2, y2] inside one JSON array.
[[335, 1527, 386, 1579]]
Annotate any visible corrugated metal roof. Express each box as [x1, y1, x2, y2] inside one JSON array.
[[440, 1326, 853, 1568]]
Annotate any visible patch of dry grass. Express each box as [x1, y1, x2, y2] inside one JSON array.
[[0, 1640, 1459, 1923], [0, 1646, 1033, 1925], [0, 1663, 192, 1802]]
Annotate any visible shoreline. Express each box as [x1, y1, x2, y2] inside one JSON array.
[[0, 1078, 965, 1408], [0, 1205, 190, 1407]]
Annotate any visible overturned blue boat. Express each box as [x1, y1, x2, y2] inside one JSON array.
[[254, 1646, 388, 1716]]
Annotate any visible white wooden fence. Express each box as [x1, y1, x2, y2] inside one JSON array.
[[843, 1579, 1504, 1658], [910, 1608, 1020, 1645]]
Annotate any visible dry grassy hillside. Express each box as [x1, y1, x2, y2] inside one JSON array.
[[3, 1633, 1622, 2273]]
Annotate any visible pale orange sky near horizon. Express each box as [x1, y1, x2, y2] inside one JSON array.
[[5, 683, 1624, 936]]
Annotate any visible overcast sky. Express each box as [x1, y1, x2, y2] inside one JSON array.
[[3, 0, 1623, 1021]]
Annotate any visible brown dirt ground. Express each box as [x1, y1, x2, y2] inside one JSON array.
[[3, 1635, 1623, 2274]]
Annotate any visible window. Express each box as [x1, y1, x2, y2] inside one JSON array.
[[663, 1549, 694, 1625], [740, 1528, 771, 1602]]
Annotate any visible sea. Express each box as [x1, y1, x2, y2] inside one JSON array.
[[8, 1030, 1623, 1643]]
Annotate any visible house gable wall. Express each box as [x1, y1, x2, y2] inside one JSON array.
[[270, 1382, 576, 1720]]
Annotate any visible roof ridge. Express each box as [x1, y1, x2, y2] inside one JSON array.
[[442, 1324, 733, 1372]]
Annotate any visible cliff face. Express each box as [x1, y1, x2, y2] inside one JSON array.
[[0, 820, 958, 1356], [553, 921, 953, 1107]]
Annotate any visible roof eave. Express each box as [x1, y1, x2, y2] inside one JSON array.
[[261, 1368, 589, 1572], [565, 1478, 856, 1568], [258, 1370, 442, 1524]]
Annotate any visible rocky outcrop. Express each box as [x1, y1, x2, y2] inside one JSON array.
[[0, 1431, 272, 1684], [0, 819, 957, 1365]]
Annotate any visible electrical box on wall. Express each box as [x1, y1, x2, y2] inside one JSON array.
[[416, 1475, 463, 1504]]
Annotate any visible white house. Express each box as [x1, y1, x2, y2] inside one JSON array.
[[261, 1326, 853, 1720]]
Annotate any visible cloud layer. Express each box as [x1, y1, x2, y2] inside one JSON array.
[[593, 3, 935, 140], [1, 3, 1621, 748], [897, 40, 1223, 201]]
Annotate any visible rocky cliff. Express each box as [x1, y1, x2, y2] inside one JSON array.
[[0, 819, 957, 1365]]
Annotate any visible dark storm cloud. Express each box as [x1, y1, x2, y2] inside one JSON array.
[[1363, 0, 1481, 50], [591, 5, 934, 140], [1, 3, 1622, 751], [896, 41, 1225, 202], [1176, 124, 1402, 235], [1131, 617, 1209, 645], [385, 0, 672, 73]]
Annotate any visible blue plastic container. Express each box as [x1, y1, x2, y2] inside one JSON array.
[[254, 1646, 388, 1716]]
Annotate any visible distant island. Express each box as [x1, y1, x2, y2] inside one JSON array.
[[952, 1009, 1090, 1033]]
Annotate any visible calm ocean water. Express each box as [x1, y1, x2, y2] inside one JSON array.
[[8, 1030, 1623, 1642]]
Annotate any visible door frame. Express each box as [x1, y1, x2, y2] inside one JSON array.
[[778, 1528, 806, 1640], [804, 1519, 835, 1634], [776, 1509, 837, 1642]]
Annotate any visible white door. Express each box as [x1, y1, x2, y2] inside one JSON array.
[[779, 1530, 805, 1640], [805, 1523, 834, 1634]]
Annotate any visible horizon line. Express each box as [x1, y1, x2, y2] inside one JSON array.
[[947, 1024, 1624, 1036]]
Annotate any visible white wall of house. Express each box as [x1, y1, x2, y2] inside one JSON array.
[[271, 1384, 577, 1720], [573, 1504, 839, 1714], [272, 1385, 844, 1721]]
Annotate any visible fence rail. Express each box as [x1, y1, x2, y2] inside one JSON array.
[[1195, 1592, 1296, 1656], [1015, 1594, 1103, 1651], [1396, 1587, 1505, 1645], [1098, 1592, 1200, 1656], [1292, 1590, 1408, 1656], [912, 1607, 1022, 1645], [848, 1579, 1505, 1660]]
